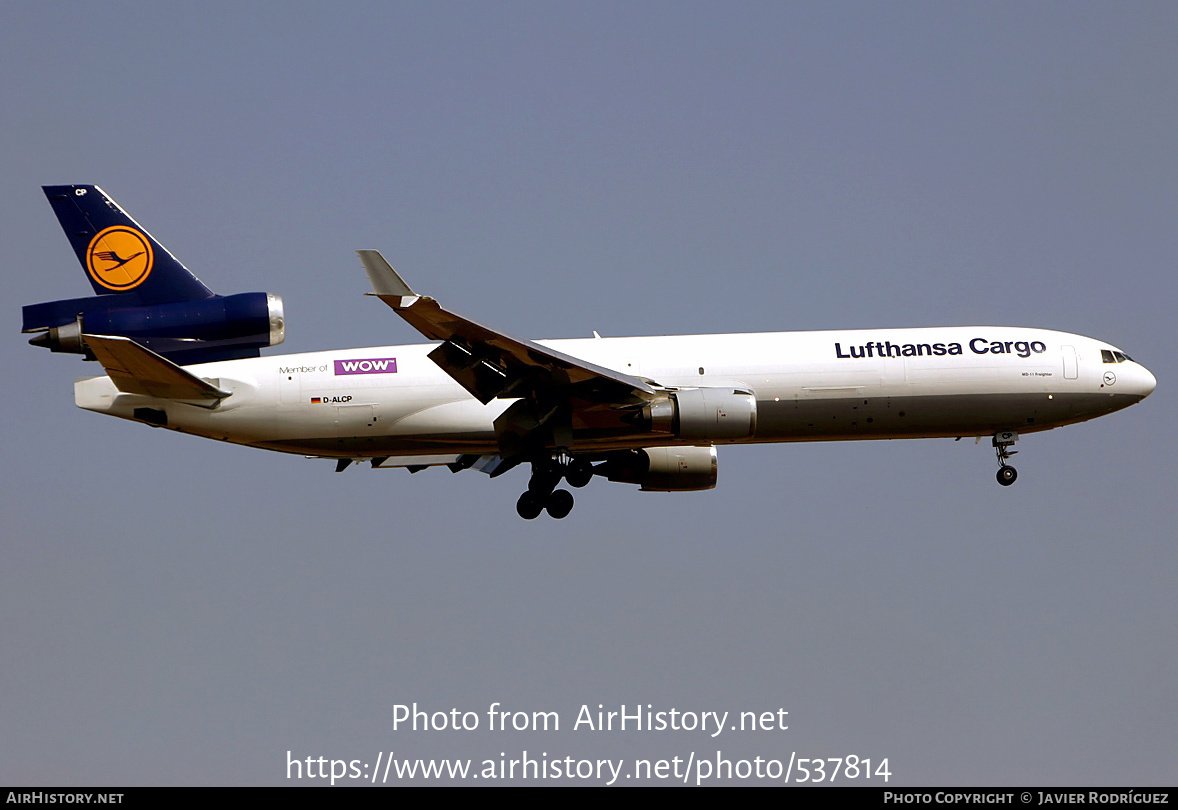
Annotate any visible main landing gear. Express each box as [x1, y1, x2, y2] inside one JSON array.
[[993, 431, 1018, 486], [515, 456, 594, 519]]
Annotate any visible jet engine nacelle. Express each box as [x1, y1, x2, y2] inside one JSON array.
[[25, 292, 285, 364], [599, 445, 718, 492], [642, 387, 757, 441]]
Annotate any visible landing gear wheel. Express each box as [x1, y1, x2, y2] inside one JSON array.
[[565, 459, 593, 488], [546, 489, 574, 519], [528, 470, 559, 495], [992, 432, 1020, 488], [516, 490, 544, 519]]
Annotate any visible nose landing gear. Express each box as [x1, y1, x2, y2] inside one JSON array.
[[993, 431, 1018, 486]]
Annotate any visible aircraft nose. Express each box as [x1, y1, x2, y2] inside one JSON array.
[[1138, 364, 1157, 399]]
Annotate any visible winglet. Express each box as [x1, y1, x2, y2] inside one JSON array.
[[357, 250, 418, 307]]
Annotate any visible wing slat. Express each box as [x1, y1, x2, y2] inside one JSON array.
[[356, 250, 657, 406]]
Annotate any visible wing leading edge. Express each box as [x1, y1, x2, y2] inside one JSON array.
[[357, 250, 662, 461], [357, 250, 657, 406]]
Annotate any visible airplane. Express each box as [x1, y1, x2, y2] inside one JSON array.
[[24, 185, 1156, 519]]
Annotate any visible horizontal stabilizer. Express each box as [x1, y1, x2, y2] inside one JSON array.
[[83, 334, 230, 403]]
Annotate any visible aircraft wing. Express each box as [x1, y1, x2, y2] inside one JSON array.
[[357, 250, 658, 407], [83, 334, 230, 404]]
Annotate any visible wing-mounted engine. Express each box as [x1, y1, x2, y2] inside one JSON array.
[[354, 251, 746, 515], [599, 445, 718, 491], [639, 387, 758, 441]]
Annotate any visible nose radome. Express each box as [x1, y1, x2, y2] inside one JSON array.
[[1139, 365, 1157, 398]]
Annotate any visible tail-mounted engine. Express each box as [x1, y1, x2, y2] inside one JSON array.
[[24, 292, 285, 365], [24, 185, 286, 366]]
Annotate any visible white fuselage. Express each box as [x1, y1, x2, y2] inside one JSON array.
[[74, 326, 1156, 459]]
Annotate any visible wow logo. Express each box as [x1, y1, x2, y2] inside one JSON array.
[[86, 226, 154, 291], [334, 357, 398, 375]]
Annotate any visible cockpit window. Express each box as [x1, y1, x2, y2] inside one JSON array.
[[1103, 350, 1133, 364], [1102, 350, 1116, 363]]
